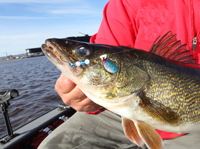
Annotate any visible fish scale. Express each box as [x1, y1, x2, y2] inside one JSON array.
[[144, 60, 200, 124]]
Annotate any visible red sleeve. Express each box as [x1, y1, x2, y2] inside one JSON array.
[[90, 0, 139, 47], [86, 108, 106, 115]]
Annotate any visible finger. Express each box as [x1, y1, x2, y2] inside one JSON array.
[[60, 87, 102, 112], [55, 73, 76, 94], [60, 86, 87, 105], [68, 97, 102, 112], [78, 98, 102, 112]]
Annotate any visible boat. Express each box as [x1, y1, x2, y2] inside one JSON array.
[[0, 89, 76, 149]]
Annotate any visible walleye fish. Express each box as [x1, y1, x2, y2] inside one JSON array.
[[42, 32, 200, 149]]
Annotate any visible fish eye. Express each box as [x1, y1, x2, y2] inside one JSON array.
[[74, 44, 92, 57]]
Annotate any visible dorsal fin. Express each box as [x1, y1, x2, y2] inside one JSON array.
[[150, 31, 196, 64]]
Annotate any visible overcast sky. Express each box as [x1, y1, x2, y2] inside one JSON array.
[[0, 0, 109, 57]]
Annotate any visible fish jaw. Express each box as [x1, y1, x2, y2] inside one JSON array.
[[41, 39, 86, 81]]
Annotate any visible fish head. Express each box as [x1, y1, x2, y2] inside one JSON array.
[[42, 38, 123, 102]]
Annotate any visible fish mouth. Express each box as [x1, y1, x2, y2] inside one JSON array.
[[42, 39, 72, 65], [41, 38, 84, 76]]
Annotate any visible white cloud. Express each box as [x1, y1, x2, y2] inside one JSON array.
[[0, 0, 80, 3], [0, 0, 103, 17], [0, 16, 46, 19], [0, 34, 38, 39], [27, 2, 101, 15], [49, 9, 101, 15]]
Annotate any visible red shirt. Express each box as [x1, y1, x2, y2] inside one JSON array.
[[91, 0, 200, 64], [90, 0, 200, 140]]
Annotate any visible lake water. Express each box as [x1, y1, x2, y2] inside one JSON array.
[[0, 56, 62, 138]]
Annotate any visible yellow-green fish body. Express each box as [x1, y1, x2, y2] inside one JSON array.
[[42, 32, 200, 149]]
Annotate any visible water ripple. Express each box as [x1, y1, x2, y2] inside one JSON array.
[[0, 56, 61, 138]]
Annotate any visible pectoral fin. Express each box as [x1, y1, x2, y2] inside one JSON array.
[[122, 117, 144, 147], [134, 120, 163, 149]]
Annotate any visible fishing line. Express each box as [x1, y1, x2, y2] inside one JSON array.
[[72, 116, 103, 149]]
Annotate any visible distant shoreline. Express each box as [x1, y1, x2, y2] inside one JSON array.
[[0, 55, 44, 62]]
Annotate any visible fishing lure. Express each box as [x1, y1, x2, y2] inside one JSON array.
[[100, 54, 118, 73], [70, 59, 90, 67], [69, 54, 118, 73]]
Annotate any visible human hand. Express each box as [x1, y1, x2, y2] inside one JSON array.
[[55, 73, 102, 112]]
